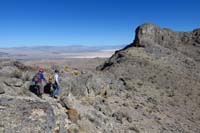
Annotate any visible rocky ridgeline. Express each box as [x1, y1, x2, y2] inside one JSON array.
[[97, 23, 200, 132], [0, 23, 200, 133], [132, 23, 200, 62]]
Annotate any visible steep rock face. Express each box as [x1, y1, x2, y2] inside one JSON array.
[[131, 23, 200, 61], [97, 23, 200, 132]]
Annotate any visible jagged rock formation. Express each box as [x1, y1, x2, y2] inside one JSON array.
[[132, 23, 200, 62]]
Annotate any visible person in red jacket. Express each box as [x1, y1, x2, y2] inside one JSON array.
[[37, 67, 46, 98]]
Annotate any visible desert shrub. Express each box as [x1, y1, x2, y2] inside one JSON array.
[[32, 64, 39, 71], [73, 69, 79, 76], [11, 70, 23, 79], [64, 66, 69, 72], [43, 66, 51, 73], [51, 65, 60, 71], [22, 72, 31, 81], [67, 108, 79, 123], [60, 70, 65, 74], [137, 81, 143, 86]]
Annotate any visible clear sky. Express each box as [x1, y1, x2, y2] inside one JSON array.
[[0, 0, 199, 48]]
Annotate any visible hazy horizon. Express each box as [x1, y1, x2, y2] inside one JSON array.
[[0, 44, 125, 49], [0, 0, 200, 48]]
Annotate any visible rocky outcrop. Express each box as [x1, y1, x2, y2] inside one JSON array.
[[13, 61, 33, 71], [128, 23, 200, 61], [60, 72, 125, 97], [0, 96, 56, 132], [4, 78, 23, 87], [0, 59, 33, 78]]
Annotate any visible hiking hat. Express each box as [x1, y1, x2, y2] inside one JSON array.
[[39, 67, 44, 72]]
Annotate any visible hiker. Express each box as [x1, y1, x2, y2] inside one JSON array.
[[53, 69, 61, 98], [47, 72, 54, 96], [32, 68, 46, 98]]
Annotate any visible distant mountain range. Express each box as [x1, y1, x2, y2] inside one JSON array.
[[0, 45, 124, 51], [0, 45, 125, 59]]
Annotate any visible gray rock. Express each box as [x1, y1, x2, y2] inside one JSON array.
[[13, 61, 33, 71], [61, 72, 113, 97], [132, 23, 200, 62], [4, 78, 23, 87], [0, 66, 18, 77], [0, 86, 5, 94], [60, 95, 75, 109], [0, 96, 56, 132]]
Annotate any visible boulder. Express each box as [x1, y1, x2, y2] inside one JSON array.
[[60, 95, 75, 109], [0, 97, 56, 132], [0, 66, 18, 77], [13, 61, 33, 71], [4, 78, 23, 87], [63, 72, 110, 97]]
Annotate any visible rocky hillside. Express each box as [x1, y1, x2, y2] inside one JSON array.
[[0, 23, 200, 133], [97, 23, 200, 132], [0, 59, 125, 133]]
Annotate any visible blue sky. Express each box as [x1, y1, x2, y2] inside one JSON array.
[[0, 0, 199, 48]]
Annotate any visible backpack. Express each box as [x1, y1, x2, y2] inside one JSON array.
[[32, 73, 40, 83], [48, 74, 54, 84]]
